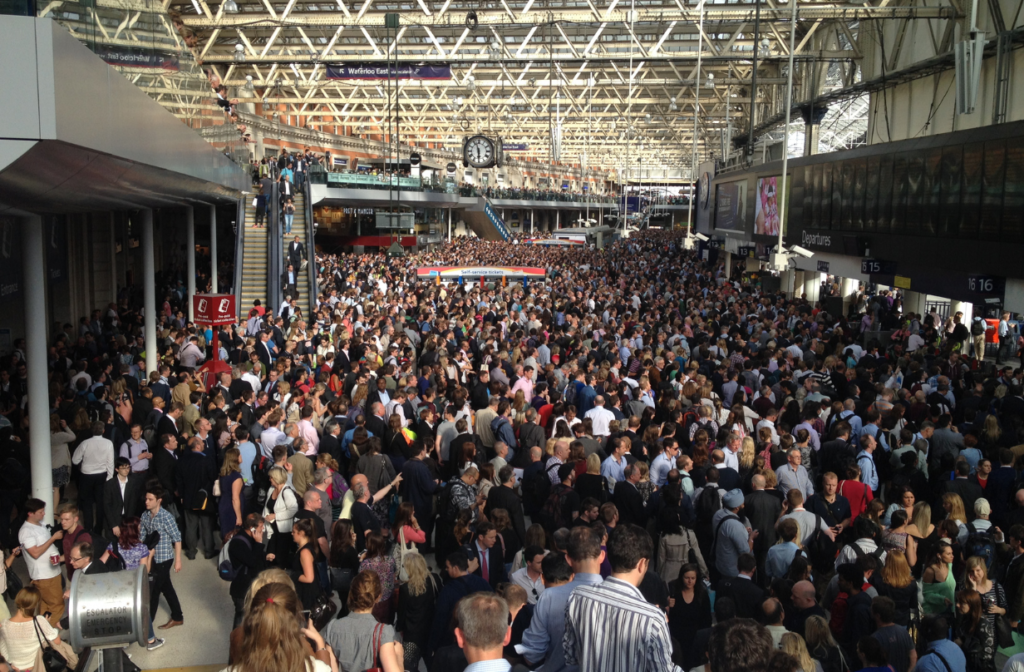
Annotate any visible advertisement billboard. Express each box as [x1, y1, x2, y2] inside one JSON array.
[[755, 176, 780, 236], [714, 181, 747, 232]]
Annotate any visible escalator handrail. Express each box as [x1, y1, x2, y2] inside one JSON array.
[[233, 196, 246, 319], [303, 180, 318, 317], [268, 183, 282, 316]]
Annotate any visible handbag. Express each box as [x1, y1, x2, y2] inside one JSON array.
[[364, 622, 385, 672], [996, 613, 1015, 648], [33, 616, 78, 672], [309, 563, 336, 630], [4, 565, 23, 600]]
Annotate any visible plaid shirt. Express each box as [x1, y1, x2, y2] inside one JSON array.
[[141, 507, 181, 563]]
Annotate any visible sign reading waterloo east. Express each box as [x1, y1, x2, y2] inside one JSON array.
[[416, 266, 546, 279], [327, 64, 451, 80]]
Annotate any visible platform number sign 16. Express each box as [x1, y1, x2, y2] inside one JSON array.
[[968, 276, 996, 293]]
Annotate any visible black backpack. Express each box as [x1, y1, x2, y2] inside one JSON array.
[[964, 522, 999, 576], [541, 484, 574, 530], [251, 454, 273, 506], [525, 462, 556, 513], [807, 514, 840, 571], [436, 480, 458, 524], [695, 485, 722, 524]]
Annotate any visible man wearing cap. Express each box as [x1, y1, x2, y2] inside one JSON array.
[[711, 489, 757, 580]]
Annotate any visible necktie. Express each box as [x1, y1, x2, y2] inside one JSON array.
[[481, 548, 489, 582]]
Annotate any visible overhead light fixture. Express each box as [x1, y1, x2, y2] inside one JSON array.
[[234, 42, 246, 61], [191, 0, 202, 13], [706, 73, 715, 88], [222, 0, 238, 12]]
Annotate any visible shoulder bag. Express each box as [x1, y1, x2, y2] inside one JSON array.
[[33, 616, 78, 672], [364, 622, 385, 672]]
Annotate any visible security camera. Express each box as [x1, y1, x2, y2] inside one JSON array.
[[790, 245, 814, 258], [694, 233, 709, 242]]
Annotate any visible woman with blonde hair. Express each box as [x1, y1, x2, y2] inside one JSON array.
[[739, 435, 756, 472], [942, 492, 968, 540], [396, 553, 440, 671], [804, 614, 847, 672], [227, 582, 337, 672], [912, 501, 935, 539], [780, 633, 818, 672], [350, 383, 369, 411], [228, 568, 299, 663], [876, 550, 917, 626], [964, 555, 1007, 643], [576, 453, 608, 502], [218, 447, 246, 539]]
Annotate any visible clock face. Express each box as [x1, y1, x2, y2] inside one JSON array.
[[465, 135, 495, 168], [699, 172, 711, 209]]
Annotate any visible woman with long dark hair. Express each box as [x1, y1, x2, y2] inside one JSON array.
[[954, 589, 996, 672], [667, 563, 711, 671], [329, 520, 359, 617], [290, 518, 324, 610]]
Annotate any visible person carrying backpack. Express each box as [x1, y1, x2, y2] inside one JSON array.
[[540, 464, 581, 531]]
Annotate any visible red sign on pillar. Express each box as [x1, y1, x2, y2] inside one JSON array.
[[193, 294, 237, 326], [192, 293, 235, 392]]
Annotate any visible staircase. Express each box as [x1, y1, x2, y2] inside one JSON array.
[[462, 198, 511, 241], [238, 200, 268, 316], [283, 189, 312, 306]]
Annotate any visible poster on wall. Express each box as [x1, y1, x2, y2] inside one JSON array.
[[755, 177, 780, 236], [714, 181, 747, 231]]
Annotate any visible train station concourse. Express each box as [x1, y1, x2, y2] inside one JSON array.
[[3, 0, 1024, 669]]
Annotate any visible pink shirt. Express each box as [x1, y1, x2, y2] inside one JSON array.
[[298, 419, 319, 455]]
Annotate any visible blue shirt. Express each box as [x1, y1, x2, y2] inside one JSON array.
[[765, 542, 804, 580], [465, 661, 512, 672], [650, 453, 675, 487], [915, 639, 966, 672], [238, 441, 257, 485], [857, 450, 879, 492], [860, 423, 889, 452], [601, 455, 626, 490], [517, 572, 604, 672]]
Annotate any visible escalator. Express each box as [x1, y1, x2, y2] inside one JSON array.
[[462, 197, 511, 241], [235, 198, 269, 317]]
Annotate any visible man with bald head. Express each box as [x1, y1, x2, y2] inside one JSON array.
[[584, 394, 614, 437], [745, 473, 782, 579], [786, 579, 826, 637]]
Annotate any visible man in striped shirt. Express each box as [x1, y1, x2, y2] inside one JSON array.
[[563, 524, 681, 672]]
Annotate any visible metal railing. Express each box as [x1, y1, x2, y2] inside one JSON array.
[[303, 180, 318, 316], [268, 183, 282, 316]]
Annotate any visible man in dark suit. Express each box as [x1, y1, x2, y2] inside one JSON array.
[[278, 175, 294, 204], [462, 521, 507, 589], [288, 236, 306, 269], [256, 332, 274, 369], [365, 402, 388, 440], [744, 475, 783, 579], [103, 458, 145, 540], [484, 466, 527, 551], [612, 463, 647, 527], [711, 449, 741, 491], [151, 434, 179, 501], [281, 263, 298, 301], [518, 410, 546, 455], [366, 377, 392, 412], [175, 436, 217, 560], [715, 553, 766, 619], [946, 461, 984, 518], [70, 541, 110, 576], [157, 403, 183, 441]]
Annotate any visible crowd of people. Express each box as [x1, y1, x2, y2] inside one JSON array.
[[3, 229, 1024, 672]]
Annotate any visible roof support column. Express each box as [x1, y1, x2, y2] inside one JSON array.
[[22, 215, 53, 519], [142, 209, 157, 377], [210, 205, 218, 294], [186, 206, 196, 322]]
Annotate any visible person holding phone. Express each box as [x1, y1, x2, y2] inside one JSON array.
[[228, 513, 276, 628], [17, 498, 64, 627]]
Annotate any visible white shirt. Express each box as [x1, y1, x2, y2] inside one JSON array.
[[18, 521, 61, 580], [242, 371, 262, 393], [510, 567, 546, 605], [72, 436, 115, 478], [722, 448, 740, 473], [584, 406, 615, 437]]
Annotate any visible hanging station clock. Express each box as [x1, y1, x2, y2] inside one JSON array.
[[463, 135, 497, 168]]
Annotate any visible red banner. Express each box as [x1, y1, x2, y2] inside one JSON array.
[[193, 294, 236, 326]]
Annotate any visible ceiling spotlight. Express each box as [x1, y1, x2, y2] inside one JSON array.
[[455, 96, 464, 107], [244, 74, 254, 89], [644, 113, 651, 123], [234, 42, 246, 61], [222, 0, 238, 12], [706, 73, 715, 88]]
